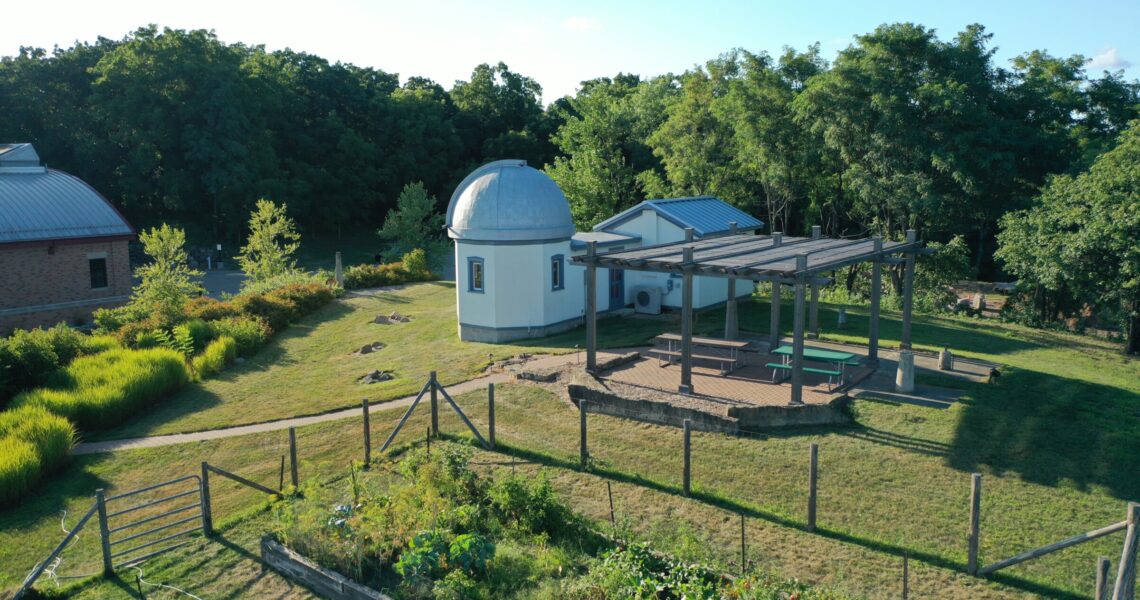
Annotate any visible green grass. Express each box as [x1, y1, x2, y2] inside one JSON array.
[[2, 283, 1137, 598], [88, 282, 656, 441]]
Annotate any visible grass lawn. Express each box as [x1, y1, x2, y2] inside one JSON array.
[[3, 283, 1137, 598]]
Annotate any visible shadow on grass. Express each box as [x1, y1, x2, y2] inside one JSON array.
[[949, 366, 1140, 501], [430, 433, 1083, 599]]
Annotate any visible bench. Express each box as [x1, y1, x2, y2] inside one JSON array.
[[765, 362, 843, 390], [650, 348, 737, 374]]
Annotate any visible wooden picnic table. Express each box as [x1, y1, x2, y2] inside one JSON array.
[[652, 333, 751, 373]]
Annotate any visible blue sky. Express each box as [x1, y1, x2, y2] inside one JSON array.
[[3, 0, 1136, 102]]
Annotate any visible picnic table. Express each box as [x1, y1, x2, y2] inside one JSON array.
[[769, 345, 860, 390], [651, 333, 751, 373]]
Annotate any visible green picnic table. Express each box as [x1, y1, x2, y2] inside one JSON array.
[[770, 345, 860, 390]]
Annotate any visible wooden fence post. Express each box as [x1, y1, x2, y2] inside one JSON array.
[[968, 473, 982, 575], [683, 419, 692, 497], [1113, 502, 1138, 600], [488, 383, 496, 449], [903, 552, 910, 600], [579, 400, 588, 470], [607, 481, 615, 525], [1097, 556, 1111, 600], [430, 371, 439, 436], [740, 513, 747, 575], [288, 427, 299, 489], [200, 462, 214, 537], [362, 399, 371, 466], [95, 488, 113, 575], [807, 443, 818, 532]]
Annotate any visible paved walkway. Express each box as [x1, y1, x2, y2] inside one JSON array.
[[72, 352, 611, 456]]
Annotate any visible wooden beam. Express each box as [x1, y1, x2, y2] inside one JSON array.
[[725, 277, 738, 339], [1112, 502, 1138, 600], [585, 241, 598, 373], [791, 254, 807, 405], [869, 237, 883, 363], [809, 279, 820, 338], [769, 280, 782, 350], [901, 229, 917, 350], [980, 519, 1128, 575], [680, 246, 695, 394]]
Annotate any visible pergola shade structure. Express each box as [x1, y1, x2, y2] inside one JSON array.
[[572, 225, 924, 404]]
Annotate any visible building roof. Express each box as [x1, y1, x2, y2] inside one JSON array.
[[593, 196, 764, 237], [570, 231, 640, 250], [0, 144, 134, 245], [446, 159, 575, 243], [573, 232, 921, 280]]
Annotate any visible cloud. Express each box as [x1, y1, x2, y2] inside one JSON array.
[[562, 16, 601, 32], [1088, 47, 1132, 70]]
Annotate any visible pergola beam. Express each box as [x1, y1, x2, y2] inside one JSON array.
[[791, 254, 808, 405]]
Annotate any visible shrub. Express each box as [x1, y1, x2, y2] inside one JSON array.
[[238, 270, 340, 297], [0, 406, 75, 472], [265, 283, 335, 315], [402, 248, 430, 278], [183, 296, 240, 321], [209, 316, 271, 357], [115, 317, 164, 348], [155, 325, 196, 357], [1, 328, 62, 394], [233, 292, 299, 333], [343, 260, 435, 290], [80, 335, 120, 355], [183, 319, 214, 352], [93, 303, 151, 335], [0, 437, 40, 508], [192, 336, 237, 380], [13, 348, 191, 431]]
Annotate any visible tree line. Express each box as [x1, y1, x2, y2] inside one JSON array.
[[2, 22, 1138, 347]]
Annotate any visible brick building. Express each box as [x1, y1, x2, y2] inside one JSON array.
[[0, 144, 134, 334]]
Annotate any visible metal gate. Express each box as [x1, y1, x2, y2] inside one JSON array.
[[97, 474, 206, 571]]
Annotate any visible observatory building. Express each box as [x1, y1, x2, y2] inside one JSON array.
[[446, 159, 762, 342]]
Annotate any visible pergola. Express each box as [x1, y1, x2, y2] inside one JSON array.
[[572, 224, 924, 404]]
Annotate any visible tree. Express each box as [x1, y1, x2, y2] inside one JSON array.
[[377, 182, 447, 264], [996, 121, 1140, 353], [132, 224, 203, 321], [238, 199, 301, 283], [545, 74, 675, 228]]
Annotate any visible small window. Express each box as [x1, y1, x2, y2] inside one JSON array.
[[551, 254, 564, 290], [89, 258, 108, 289], [468, 257, 485, 293]]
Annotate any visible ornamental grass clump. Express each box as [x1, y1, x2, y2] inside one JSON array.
[[191, 336, 238, 380], [13, 348, 190, 431], [0, 405, 75, 506]]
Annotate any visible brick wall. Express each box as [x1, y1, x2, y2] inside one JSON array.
[[0, 239, 132, 333]]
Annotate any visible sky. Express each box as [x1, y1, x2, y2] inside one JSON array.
[[2, 0, 1137, 102]]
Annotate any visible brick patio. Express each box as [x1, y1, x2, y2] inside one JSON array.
[[600, 346, 875, 408]]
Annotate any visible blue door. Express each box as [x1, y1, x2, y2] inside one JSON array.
[[608, 268, 625, 310]]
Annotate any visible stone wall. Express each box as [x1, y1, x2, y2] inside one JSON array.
[[0, 239, 131, 333]]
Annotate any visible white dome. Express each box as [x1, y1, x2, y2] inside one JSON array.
[[446, 160, 574, 242]]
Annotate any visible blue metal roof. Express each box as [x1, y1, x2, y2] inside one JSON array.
[[0, 145, 133, 244], [593, 196, 763, 237]]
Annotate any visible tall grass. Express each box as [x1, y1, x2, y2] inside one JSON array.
[[0, 437, 39, 507], [12, 348, 190, 431], [0, 406, 75, 507], [192, 336, 237, 380]]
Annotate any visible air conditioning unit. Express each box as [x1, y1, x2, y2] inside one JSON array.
[[634, 286, 663, 315]]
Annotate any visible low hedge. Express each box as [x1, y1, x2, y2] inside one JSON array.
[[344, 261, 434, 290], [0, 406, 76, 507], [209, 316, 272, 357], [192, 336, 238, 380], [13, 348, 191, 431]]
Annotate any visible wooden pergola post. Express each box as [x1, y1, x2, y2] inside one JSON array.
[[809, 226, 821, 338], [725, 222, 739, 339], [769, 232, 783, 350], [680, 244, 695, 393], [900, 229, 917, 350], [791, 254, 808, 405], [585, 241, 598, 373], [869, 236, 883, 364]]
